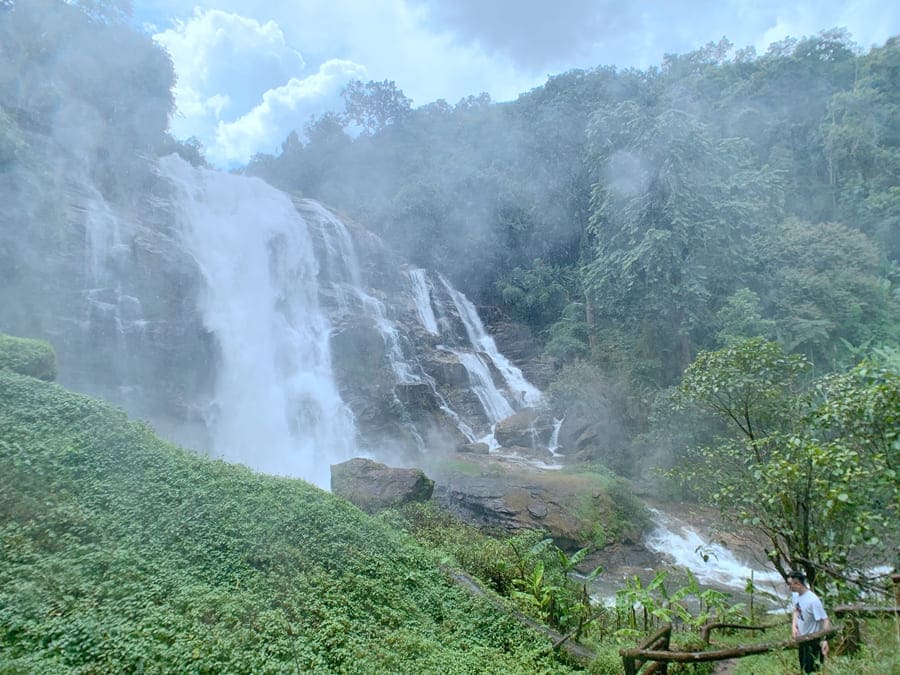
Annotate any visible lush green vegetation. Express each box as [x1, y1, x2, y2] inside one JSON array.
[[668, 339, 899, 597], [0, 333, 56, 381], [0, 366, 583, 672], [713, 616, 899, 675]]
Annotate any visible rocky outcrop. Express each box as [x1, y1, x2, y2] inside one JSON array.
[[0, 173, 216, 444], [494, 409, 555, 449], [331, 457, 435, 513], [2, 162, 552, 478], [457, 442, 490, 455], [431, 455, 615, 550]]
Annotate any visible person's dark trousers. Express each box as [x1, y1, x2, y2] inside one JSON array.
[[798, 640, 823, 672]]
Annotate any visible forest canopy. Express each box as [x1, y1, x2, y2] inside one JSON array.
[[246, 31, 899, 390]]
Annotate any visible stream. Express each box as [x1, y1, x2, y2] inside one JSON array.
[[585, 506, 787, 612]]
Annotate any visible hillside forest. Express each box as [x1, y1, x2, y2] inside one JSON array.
[[1, 0, 898, 672]]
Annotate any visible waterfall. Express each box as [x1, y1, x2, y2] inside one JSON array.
[[549, 417, 564, 455], [447, 349, 515, 423], [440, 276, 542, 409], [300, 200, 417, 384], [408, 269, 439, 335], [160, 155, 356, 487], [81, 184, 122, 286]]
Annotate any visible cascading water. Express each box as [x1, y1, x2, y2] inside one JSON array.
[[82, 184, 123, 286], [302, 200, 417, 384], [440, 276, 542, 409], [644, 509, 783, 594], [408, 269, 439, 335], [450, 349, 515, 423], [161, 155, 356, 487], [549, 417, 564, 455]]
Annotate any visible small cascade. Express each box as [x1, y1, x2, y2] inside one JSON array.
[[440, 276, 542, 408], [644, 509, 782, 593], [448, 349, 515, 423], [301, 200, 416, 383], [161, 155, 356, 487], [73, 182, 152, 404], [299, 199, 362, 298], [81, 185, 123, 286], [362, 294, 417, 384], [548, 417, 564, 455], [408, 269, 439, 335]]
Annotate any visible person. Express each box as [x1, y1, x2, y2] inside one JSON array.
[[787, 570, 831, 673]]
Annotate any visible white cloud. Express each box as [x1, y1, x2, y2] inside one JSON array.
[[153, 7, 313, 158], [211, 59, 366, 165]]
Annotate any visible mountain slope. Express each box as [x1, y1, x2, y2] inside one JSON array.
[[0, 368, 574, 673]]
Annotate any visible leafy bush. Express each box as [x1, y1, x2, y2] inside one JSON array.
[[0, 332, 56, 380], [587, 644, 625, 674], [0, 369, 576, 673]]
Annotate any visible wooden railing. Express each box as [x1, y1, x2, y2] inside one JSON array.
[[621, 622, 840, 674], [621, 624, 672, 675]]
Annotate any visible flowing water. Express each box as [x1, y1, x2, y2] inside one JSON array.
[[588, 508, 785, 610], [70, 156, 551, 486], [408, 269, 440, 335], [161, 155, 357, 487], [440, 276, 542, 409]]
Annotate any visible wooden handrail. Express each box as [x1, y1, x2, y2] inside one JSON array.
[[622, 625, 838, 672], [621, 624, 672, 675]]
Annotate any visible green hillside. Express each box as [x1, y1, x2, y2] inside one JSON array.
[[0, 366, 574, 673]]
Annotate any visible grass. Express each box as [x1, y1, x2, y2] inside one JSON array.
[[0, 367, 578, 673]]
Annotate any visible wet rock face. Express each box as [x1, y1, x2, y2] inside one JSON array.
[[430, 455, 606, 551], [0, 176, 217, 439], [330, 457, 435, 513], [480, 313, 555, 390], [4, 174, 549, 469], [457, 442, 490, 455], [493, 409, 555, 449]]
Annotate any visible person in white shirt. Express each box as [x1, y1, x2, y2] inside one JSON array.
[[787, 570, 831, 673]]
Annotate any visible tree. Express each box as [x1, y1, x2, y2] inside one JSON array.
[[714, 288, 776, 346], [823, 37, 900, 261], [584, 102, 782, 383], [670, 338, 898, 597], [496, 259, 571, 329], [341, 79, 412, 134], [758, 219, 894, 369]]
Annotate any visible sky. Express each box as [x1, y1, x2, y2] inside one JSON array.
[[133, 1, 900, 167]]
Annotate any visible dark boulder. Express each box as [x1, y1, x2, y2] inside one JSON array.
[[331, 457, 434, 513]]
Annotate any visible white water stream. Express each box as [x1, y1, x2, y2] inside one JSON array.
[[644, 509, 783, 595], [408, 269, 440, 335], [441, 276, 542, 409]]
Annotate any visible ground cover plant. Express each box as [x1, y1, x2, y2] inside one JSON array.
[[0, 366, 578, 673]]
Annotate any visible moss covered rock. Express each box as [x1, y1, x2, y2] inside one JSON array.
[[0, 333, 57, 380]]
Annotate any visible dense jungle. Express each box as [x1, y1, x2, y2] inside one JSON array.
[[1, 1, 897, 672]]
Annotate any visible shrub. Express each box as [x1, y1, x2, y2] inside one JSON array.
[[0, 333, 57, 380]]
